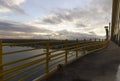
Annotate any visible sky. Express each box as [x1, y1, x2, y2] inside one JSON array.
[[0, 0, 112, 39]]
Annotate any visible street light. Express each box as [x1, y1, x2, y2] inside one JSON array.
[[104, 26, 109, 40]]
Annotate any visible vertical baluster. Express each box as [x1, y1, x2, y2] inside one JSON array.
[[89, 39, 92, 51], [102, 39, 104, 47], [65, 39, 68, 64], [46, 40, 50, 75], [94, 39, 96, 50], [76, 39, 79, 59], [83, 39, 86, 54], [103, 39, 106, 46], [99, 39, 101, 48]]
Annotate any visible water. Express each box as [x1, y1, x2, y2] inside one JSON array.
[[3, 46, 45, 69], [2, 46, 46, 81], [2, 45, 83, 81]]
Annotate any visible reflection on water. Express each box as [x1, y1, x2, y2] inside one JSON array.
[[3, 46, 44, 62], [3, 46, 45, 69]]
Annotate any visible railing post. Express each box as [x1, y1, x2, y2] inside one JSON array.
[[89, 39, 92, 51], [46, 40, 50, 75], [99, 39, 101, 48], [0, 40, 3, 80], [65, 39, 68, 64], [102, 39, 104, 47], [105, 39, 109, 46], [76, 39, 79, 59], [89, 39, 92, 42], [94, 39, 96, 49], [103, 39, 106, 46], [83, 39, 86, 54], [99, 39, 101, 42]]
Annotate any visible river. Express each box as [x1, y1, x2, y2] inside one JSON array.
[[2, 46, 82, 81]]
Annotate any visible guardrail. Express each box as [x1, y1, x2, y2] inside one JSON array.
[[0, 39, 108, 81]]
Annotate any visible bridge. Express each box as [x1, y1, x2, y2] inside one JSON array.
[[0, 39, 108, 81], [0, 0, 120, 81]]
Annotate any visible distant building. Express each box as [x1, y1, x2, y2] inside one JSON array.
[[111, 0, 120, 45]]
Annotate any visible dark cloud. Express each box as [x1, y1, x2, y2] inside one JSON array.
[[0, 21, 53, 39], [42, 17, 62, 25], [76, 23, 87, 28], [0, 0, 26, 14], [0, 21, 50, 33], [89, 32, 97, 35]]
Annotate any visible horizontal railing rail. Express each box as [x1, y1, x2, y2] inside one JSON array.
[[0, 39, 108, 81]]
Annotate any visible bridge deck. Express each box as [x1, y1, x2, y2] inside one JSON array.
[[45, 41, 120, 81]]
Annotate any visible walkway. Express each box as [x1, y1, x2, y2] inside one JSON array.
[[44, 41, 120, 81]]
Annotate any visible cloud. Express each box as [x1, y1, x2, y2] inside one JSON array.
[[53, 30, 102, 40], [0, 0, 111, 39], [76, 23, 87, 28], [35, 0, 112, 26], [32, 0, 112, 36], [0, 20, 51, 34], [0, 0, 26, 14], [0, 21, 54, 39], [90, 0, 112, 13], [42, 14, 62, 25], [39, 9, 83, 25], [0, 31, 34, 39], [89, 32, 97, 35], [0, 20, 104, 39]]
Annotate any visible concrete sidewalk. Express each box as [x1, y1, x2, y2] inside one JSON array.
[[44, 41, 120, 81]]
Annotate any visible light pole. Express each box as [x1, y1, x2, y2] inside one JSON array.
[[104, 26, 109, 40]]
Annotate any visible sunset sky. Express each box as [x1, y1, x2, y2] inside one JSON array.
[[0, 0, 112, 39]]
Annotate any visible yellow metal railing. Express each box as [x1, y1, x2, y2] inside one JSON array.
[[0, 39, 108, 81]]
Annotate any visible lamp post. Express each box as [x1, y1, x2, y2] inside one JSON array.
[[104, 26, 109, 40]]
